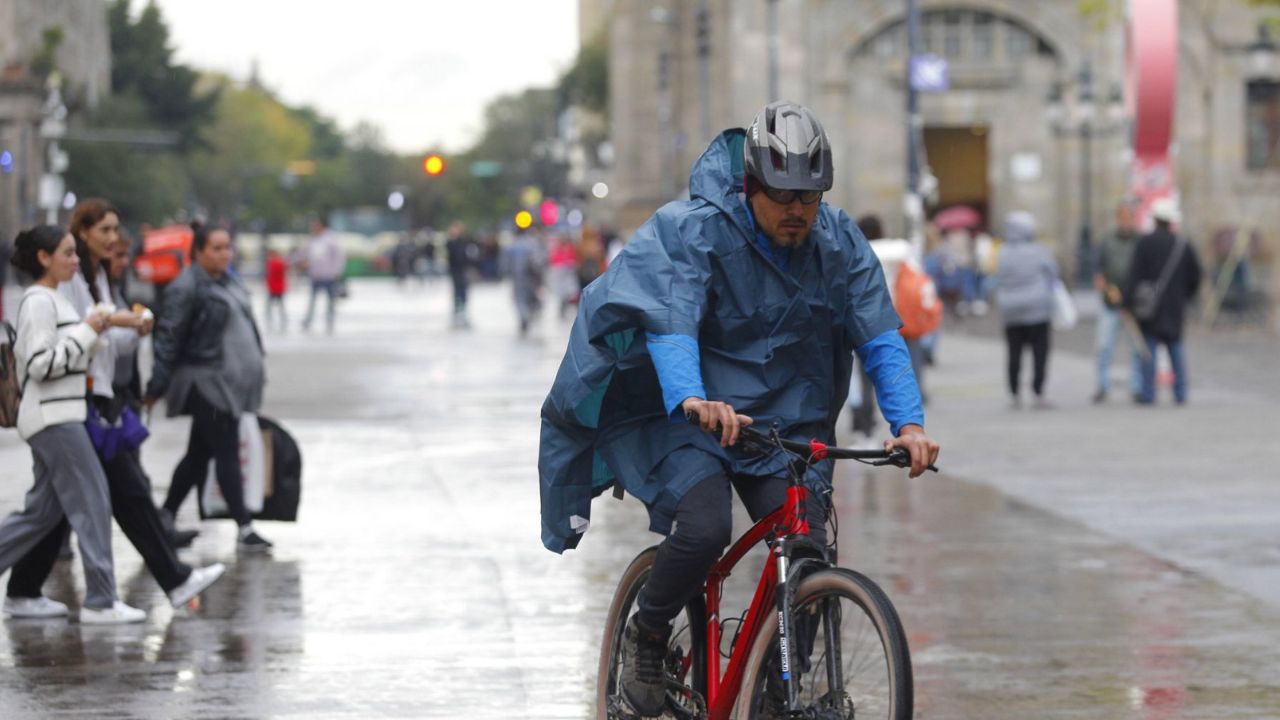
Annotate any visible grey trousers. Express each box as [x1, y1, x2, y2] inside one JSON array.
[[0, 423, 117, 609]]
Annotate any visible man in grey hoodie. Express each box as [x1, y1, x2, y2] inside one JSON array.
[[995, 211, 1058, 408]]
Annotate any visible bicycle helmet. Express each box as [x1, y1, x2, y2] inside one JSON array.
[[743, 101, 833, 192]]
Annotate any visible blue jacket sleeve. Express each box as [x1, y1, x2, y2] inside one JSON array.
[[645, 332, 705, 421], [855, 330, 925, 436]]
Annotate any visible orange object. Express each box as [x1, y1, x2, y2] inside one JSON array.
[[133, 225, 193, 285], [895, 261, 943, 340]]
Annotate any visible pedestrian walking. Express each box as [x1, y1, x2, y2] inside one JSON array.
[[0, 224, 146, 623], [144, 223, 273, 552], [300, 219, 344, 334], [7, 203, 225, 611], [994, 211, 1058, 409], [547, 235, 579, 319], [502, 229, 546, 336], [1125, 198, 1202, 405], [106, 231, 198, 547], [1092, 200, 1144, 403], [264, 248, 288, 333], [445, 221, 474, 328]]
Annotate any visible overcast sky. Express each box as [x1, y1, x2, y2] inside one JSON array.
[[151, 0, 580, 154]]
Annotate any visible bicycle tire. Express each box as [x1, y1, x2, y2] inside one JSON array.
[[732, 567, 912, 720], [598, 547, 707, 720]]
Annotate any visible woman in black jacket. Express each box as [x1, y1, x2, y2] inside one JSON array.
[[144, 223, 272, 551]]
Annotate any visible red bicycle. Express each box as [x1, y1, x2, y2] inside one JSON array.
[[598, 424, 934, 719]]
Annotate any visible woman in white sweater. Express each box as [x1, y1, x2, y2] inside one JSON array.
[[0, 225, 145, 624]]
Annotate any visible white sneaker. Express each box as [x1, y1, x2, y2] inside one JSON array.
[[79, 601, 146, 625], [168, 563, 226, 608], [3, 596, 69, 619]]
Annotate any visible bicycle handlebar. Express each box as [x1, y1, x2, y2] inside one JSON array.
[[693, 417, 938, 472]]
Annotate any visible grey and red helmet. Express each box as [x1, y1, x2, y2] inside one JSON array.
[[743, 101, 833, 192]]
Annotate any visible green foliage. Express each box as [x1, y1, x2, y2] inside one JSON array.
[[187, 76, 313, 226], [560, 36, 608, 116], [107, 0, 218, 151], [1077, 0, 1123, 31], [29, 26, 65, 78], [64, 94, 190, 224]]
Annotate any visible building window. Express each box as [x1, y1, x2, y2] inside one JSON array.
[[1006, 23, 1031, 58], [972, 12, 994, 60], [1247, 81, 1280, 170], [943, 11, 963, 58]]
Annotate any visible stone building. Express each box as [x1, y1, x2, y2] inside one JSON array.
[[600, 0, 1279, 319], [0, 0, 110, 247]]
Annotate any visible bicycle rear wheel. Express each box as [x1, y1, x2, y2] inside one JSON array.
[[733, 567, 912, 720], [598, 547, 707, 720]]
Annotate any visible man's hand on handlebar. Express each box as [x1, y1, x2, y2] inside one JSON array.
[[885, 424, 940, 478], [681, 397, 753, 448]]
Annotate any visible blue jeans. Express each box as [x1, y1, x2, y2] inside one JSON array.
[[1139, 335, 1188, 404], [303, 279, 338, 332], [1095, 306, 1142, 395]]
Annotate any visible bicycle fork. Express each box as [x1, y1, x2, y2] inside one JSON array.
[[773, 544, 799, 710]]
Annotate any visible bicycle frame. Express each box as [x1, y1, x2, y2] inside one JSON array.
[[699, 474, 815, 718]]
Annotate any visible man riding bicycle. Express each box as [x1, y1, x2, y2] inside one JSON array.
[[540, 102, 939, 717]]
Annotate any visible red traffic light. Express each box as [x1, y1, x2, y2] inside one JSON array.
[[423, 154, 445, 176]]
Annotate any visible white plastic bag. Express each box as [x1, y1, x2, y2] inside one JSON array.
[[1051, 279, 1078, 331], [203, 413, 266, 516]]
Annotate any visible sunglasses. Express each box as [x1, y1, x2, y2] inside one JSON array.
[[760, 187, 823, 205]]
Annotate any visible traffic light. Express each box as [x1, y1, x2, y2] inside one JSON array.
[[423, 154, 445, 176]]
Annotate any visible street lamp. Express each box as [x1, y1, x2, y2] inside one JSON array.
[[651, 6, 676, 200], [1047, 62, 1126, 286]]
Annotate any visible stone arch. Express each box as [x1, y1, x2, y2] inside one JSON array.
[[820, 2, 1083, 84]]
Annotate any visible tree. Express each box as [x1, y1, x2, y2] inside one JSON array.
[[107, 0, 218, 151], [187, 76, 313, 227], [29, 26, 65, 79], [559, 35, 608, 116]]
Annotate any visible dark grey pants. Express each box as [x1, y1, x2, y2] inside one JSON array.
[[0, 423, 117, 609], [636, 471, 828, 630]]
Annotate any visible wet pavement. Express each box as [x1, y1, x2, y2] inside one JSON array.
[[1, 278, 1278, 719]]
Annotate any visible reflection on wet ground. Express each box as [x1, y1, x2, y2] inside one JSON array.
[[580, 463, 1280, 719], [0, 281, 1276, 718]]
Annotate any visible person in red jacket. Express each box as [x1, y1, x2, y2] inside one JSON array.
[[264, 248, 288, 333]]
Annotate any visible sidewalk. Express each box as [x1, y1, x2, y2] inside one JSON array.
[[922, 303, 1280, 607]]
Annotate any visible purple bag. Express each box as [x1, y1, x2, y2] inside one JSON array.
[[85, 402, 150, 461]]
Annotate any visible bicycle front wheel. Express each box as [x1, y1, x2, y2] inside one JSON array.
[[733, 567, 912, 720], [597, 547, 706, 720]]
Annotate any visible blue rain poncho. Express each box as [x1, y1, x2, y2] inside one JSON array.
[[539, 129, 920, 553]]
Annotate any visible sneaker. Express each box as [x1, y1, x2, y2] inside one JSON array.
[[168, 563, 226, 608], [1091, 390, 1107, 404], [620, 615, 671, 717], [237, 529, 274, 553], [172, 529, 200, 549], [3, 596, 69, 619], [79, 601, 146, 625]]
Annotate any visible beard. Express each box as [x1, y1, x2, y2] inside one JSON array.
[[773, 221, 810, 247]]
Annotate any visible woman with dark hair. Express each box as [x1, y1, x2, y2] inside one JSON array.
[[0, 225, 145, 623], [146, 223, 272, 551], [5, 201, 226, 613]]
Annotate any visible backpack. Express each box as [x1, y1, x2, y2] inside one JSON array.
[[894, 261, 943, 340], [1, 321, 19, 428]]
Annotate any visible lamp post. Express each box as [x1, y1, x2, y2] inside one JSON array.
[[652, 6, 676, 201], [1047, 62, 1125, 287]]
